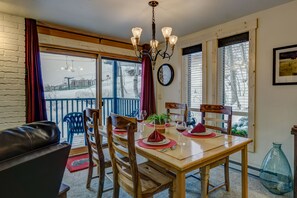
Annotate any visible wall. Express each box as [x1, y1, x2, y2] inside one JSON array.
[[0, 12, 25, 130], [156, 0, 297, 169]]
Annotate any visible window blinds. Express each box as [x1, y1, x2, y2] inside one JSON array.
[[182, 44, 202, 109], [218, 33, 249, 113]]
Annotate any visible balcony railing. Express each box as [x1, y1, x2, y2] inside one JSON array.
[[45, 97, 140, 138]]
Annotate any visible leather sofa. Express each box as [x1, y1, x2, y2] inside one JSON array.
[[0, 121, 71, 198]]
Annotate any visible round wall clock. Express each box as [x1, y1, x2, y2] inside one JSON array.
[[157, 63, 174, 86]]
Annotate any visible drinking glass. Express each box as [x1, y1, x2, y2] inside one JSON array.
[[136, 110, 146, 133], [140, 110, 147, 119], [176, 121, 187, 146]]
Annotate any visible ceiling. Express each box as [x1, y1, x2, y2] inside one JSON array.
[[0, 0, 293, 43]]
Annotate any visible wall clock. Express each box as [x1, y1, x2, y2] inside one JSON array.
[[157, 63, 174, 86]]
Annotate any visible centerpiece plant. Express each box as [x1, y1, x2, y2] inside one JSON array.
[[147, 113, 169, 124], [146, 113, 170, 133]]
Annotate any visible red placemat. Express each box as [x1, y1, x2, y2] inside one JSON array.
[[182, 131, 216, 138], [138, 138, 177, 149], [113, 128, 127, 135]]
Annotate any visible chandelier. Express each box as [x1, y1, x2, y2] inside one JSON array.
[[131, 1, 178, 69]]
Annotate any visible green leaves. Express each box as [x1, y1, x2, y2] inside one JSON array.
[[147, 113, 170, 124]]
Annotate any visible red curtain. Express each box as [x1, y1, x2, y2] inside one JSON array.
[[25, 18, 47, 123], [140, 48, 156, 117]]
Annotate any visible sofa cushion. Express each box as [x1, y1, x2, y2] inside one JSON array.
[[0, 121, 60, 162]]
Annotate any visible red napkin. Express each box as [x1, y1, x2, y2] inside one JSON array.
[[191, 123, 206, 133], [147, 130, 166, 142]]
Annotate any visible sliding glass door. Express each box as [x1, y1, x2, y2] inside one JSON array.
[[40, 52, 98, 148]]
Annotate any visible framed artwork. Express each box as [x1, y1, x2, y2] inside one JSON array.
[[273, 44, 297, 85]]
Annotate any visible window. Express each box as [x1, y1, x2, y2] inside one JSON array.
[[101, 58, 141, 123], [218, 32, 249, 137], [182, 44, 203, 122]]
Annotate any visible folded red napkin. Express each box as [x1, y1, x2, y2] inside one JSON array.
[[147, 130, 166, 142], [191, 123, 206, 133]]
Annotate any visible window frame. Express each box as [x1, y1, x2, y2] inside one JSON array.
[[182, 42, 207, 115], [215, 29, 256, 152]]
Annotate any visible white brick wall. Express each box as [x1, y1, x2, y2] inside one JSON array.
[[0, 12, 25, 130]]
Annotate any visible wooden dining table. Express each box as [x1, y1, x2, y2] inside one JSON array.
[[100, 124, 252, 198]]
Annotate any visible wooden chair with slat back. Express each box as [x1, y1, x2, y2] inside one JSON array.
[[83, 108, 112, 198], [107, 113, 176, 198], [200, 104, 232, 194], [165, 102, 188, 123]]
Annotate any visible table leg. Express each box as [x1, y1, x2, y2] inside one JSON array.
[[201, 165, 210, 198], [174, 172, 186, 198], [242, 145, 248, 198]]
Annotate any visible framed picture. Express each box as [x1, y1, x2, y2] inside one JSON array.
[[273, 44, 297, 85]]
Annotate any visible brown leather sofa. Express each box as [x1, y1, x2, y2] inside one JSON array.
[[0, 121, 71, 198]]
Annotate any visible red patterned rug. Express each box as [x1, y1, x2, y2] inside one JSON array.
[[66, 153, 94, 173]]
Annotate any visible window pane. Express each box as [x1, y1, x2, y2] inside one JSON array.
[[218, 41, 249, 113], [101, 59, 141, 124], [231, 115, 248, 137], [116, 61, 141, 98], [183, 48, 203, 125], [40, 53, 97, 147], [184, 52, 203, 109], [102, 59, 114, 97]]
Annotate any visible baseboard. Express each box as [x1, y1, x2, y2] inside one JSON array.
[[229, 160, 260, 178]]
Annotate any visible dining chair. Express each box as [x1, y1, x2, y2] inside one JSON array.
[[165, 102, 188, 123], [83, 108, 112, 198], [199, 104, 232, 194], [107, 113, 176, 198]]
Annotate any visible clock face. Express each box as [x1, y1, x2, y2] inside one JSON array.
[[157, 64, 174, 86]]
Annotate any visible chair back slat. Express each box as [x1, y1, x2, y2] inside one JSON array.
[[107, 113, 141, 197], [83, 108, 105, 166], [200, 104, 232, 134], [203, 117, 229, 123], [165, 102, 188, 122], [112, 142, 129, 158]]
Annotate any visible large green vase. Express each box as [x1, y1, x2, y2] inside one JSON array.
[[259, 143, 293, 195]]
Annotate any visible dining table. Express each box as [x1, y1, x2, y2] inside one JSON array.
[[99, 123, 253, 198]]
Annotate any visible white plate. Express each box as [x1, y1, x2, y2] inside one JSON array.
[[143, 138, 170, 145], [187, 130, 212, 136], [113, 128, 126, 132]]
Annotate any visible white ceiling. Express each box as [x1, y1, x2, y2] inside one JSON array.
[[0, 0, 293, 43]]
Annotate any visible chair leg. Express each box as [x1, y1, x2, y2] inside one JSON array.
[[97, 164, 105, 198], [69, 134, 73, 145], [86, 160, 94, 189], [113, 175, 120, 198], [224, 158, 230, 192], [67, 132, 70, 143]]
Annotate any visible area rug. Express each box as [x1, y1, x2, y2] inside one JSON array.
[[66, 153, 94, 173]]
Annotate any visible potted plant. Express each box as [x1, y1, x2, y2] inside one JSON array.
[[147, 113, 169, 133]]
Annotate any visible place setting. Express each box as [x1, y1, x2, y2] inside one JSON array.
[[182, 123, 217, 138], [137, 129, 177, 150]]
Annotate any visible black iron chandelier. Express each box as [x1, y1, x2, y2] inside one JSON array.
[[131, 1, 178, 69]]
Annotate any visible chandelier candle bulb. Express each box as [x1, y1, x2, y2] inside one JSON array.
[[169, 35, 178, 46], [161, 27, 172, 38], [132, 27, 142, 39], [131, 37, 137, 46], [150, 40, 159, 49]]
